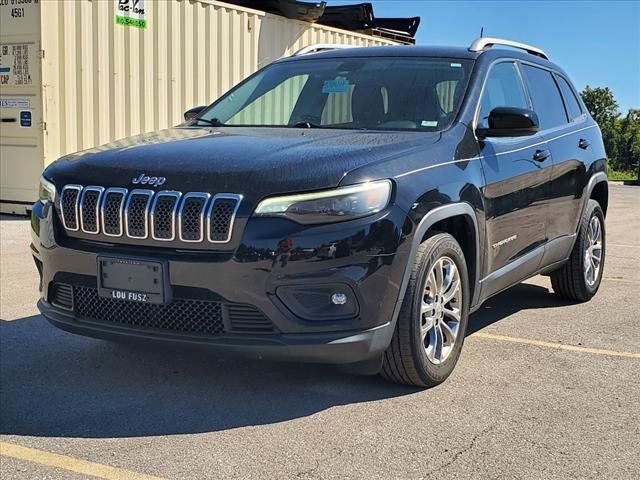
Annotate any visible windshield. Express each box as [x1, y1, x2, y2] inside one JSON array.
[[196, 56, 474, 131]]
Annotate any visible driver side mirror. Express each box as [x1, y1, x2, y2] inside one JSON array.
[[184, 105, 207, 121], [476, 107, 539, 138]]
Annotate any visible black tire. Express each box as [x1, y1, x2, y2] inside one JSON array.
[[380, 232, 470, 387], [550, 199, 605, 302]]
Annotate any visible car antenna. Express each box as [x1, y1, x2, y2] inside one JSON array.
[[480, 26, 484, 38]]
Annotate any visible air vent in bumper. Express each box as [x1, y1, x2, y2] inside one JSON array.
[[47, 283, 275, 336], [50, 283, 73, 310], [74, 285, 226, 336], [228, 304, 275, 333]]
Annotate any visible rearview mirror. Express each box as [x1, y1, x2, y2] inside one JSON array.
[[184, 105, 207, 121], [476, 107, 539, 138]]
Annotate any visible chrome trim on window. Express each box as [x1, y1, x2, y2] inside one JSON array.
[[100, 188, 128, 237], [59, 185, 83, 232], [150, 190, 182, 242], [124, 189, 154, 240], [79, 186, 105, 234], [207, 194, 243, 243], [178, 192, 210, 243]]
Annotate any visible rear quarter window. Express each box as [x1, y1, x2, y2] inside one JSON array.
[[555, 74, 583, 121]]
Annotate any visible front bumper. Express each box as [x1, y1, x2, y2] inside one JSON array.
[[31, 200, 411, 364], [39, 299, 394, 363]]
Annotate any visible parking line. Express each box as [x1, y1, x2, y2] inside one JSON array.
[[472, 332, 640, 359], [0, 442, 164, 480]]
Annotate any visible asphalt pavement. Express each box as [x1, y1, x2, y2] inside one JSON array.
[[1, 185, 638, 479]]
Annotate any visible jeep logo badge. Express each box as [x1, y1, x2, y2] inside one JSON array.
[[132, 173, 166, 187]]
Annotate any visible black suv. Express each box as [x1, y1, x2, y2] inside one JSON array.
[[32, 38, 608, 387]]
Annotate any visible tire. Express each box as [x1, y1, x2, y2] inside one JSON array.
[[380, 232, 470, 387], [550, 199, 605, 302]]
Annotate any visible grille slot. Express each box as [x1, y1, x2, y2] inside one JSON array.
[[208, 195, 241, 243], [151, 191, 181, 241], [228, 304, 275, 333], [125, 190, 153, 239], [59, 185, 241, 245], [74, 286, 225, 336], [179, 193, 209, 242], [101, 188, 127, 236], [79, 186, 104, 233], [50, 283, 73, 310], [60, 185, 82, 231]]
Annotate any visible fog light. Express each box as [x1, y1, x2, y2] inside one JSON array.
[[275, 284, 359, 320], [331, 292, 348, 305]]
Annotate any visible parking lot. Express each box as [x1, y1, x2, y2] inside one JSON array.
[[0, 184, 638, 479]]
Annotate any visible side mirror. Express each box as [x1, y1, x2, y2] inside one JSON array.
[[476, 107, 539, 138], [184, 105, 207, 121]]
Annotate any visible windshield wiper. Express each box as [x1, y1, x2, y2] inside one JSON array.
[[195, 117, 225, 127], [293, 121, 323, 129]]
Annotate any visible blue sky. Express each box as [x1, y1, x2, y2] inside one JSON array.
[[329, 1, 640, 113]]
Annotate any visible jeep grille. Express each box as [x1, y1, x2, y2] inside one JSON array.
[[58, 185, 241, 245]]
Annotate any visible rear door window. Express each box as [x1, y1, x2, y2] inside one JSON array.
[[477, 62, 529, 129], [555, 74, 583, 121], [521, 64, 568, 130]]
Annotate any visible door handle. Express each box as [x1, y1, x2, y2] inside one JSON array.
[[578, 138, 591, 149], [532, 149, 550, 162]]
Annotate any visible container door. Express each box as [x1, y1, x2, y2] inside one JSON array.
[[0, 0, 43, 214]]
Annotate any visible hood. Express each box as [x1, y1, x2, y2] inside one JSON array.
[[46, 126, 441, 203]]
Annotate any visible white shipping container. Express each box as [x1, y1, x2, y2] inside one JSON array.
[[0, 0, 395, 214]]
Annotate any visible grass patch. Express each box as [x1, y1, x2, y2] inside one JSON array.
[[608, 169, 637, 182]]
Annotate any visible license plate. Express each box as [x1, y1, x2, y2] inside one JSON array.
[[97, 257, 169, 305]]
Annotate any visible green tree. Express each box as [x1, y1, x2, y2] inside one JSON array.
[[581, 86, 620, 165], [618, 109, 640, 173]]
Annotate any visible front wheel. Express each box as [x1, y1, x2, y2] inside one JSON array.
[[381, 232, 470, 387], [550, 199, 605, 302]]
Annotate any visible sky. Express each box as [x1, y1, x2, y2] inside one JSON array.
[[329, 1, 640, 113]]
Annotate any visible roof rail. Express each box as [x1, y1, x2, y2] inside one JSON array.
[[469, 37, 548, 60], [292, 44, 361, 56]]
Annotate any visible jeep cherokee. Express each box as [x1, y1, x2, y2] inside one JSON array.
[[32, 38, 608, 387]]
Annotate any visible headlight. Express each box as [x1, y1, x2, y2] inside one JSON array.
[[254, 180, 392, 224], [38, 175, 56, 204]]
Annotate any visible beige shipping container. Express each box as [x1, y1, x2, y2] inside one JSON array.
[[0, 0, 396, 214]]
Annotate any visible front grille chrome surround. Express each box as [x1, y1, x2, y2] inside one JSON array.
[[150, 190, 182, 241], [58, 184, 241, 245], [178, 192, 210, 243], [101, 188, 128, 237], [79, 186, 105, 234], [60, 185, 83, 231], [208, 194, 243, 243], [124, 189, 154, 239]]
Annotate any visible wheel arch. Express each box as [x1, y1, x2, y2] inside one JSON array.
[[387, 203, 481, 341], [590, 177, 609, 217], [581, 172, 608, 220], [423, 214, 479, 306]]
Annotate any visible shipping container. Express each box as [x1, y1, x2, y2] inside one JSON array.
[[0, 0, 396, 214]]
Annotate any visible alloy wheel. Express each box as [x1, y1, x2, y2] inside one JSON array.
[[584, 216, 603, 286], [420, 256, 462, 364]]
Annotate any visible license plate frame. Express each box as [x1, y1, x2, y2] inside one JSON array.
[[97, 256, 171, 305]]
